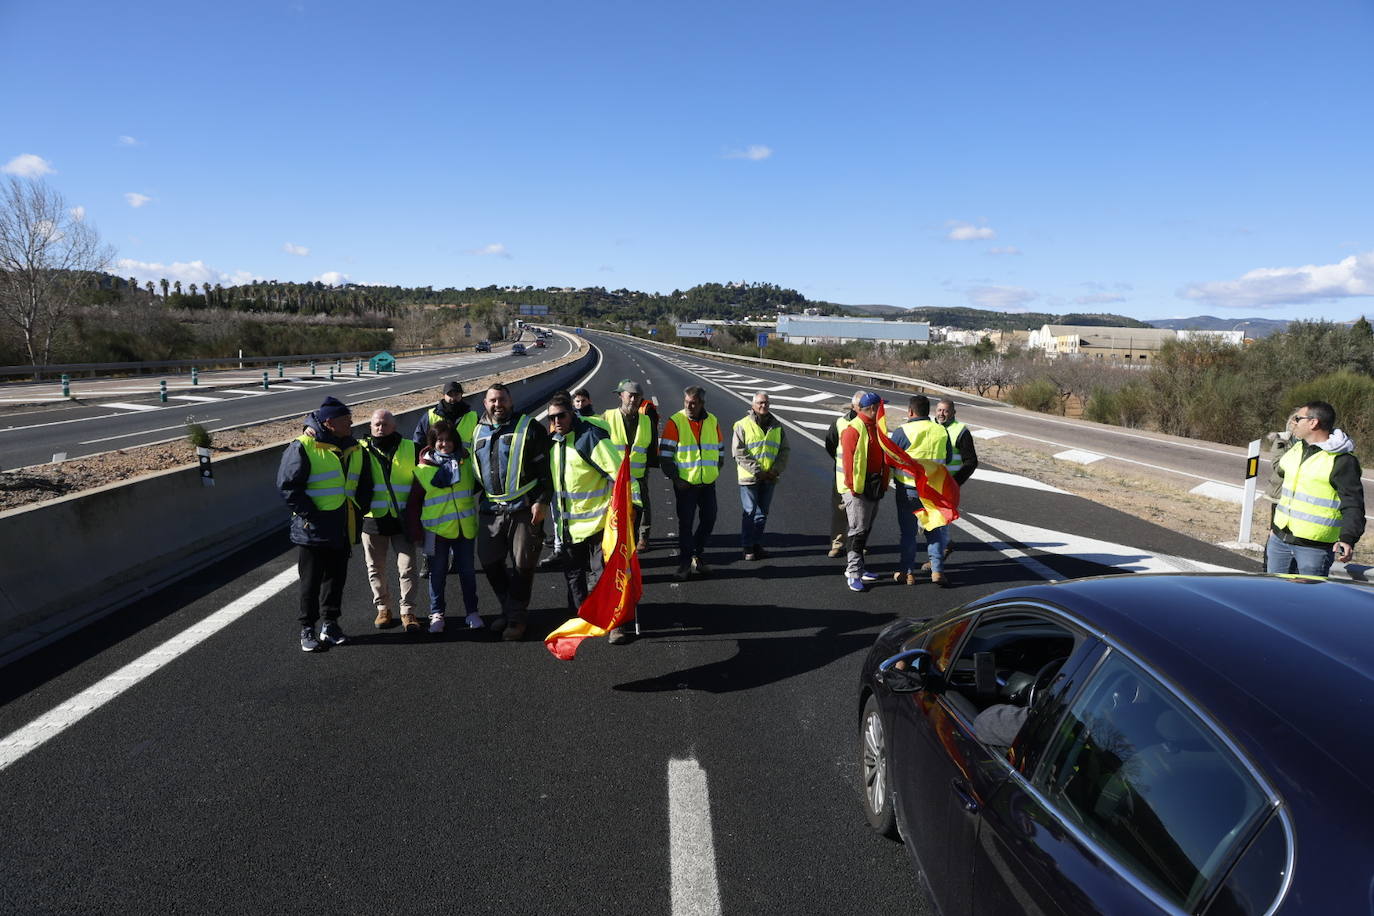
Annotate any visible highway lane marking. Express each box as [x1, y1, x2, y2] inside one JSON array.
[[1190, 480, 1246, 504], [968, 514, 1243, 575], [797, 420, 832, 431], [1053, 448, 1105, 465], [169, 395, 221, 402], [954, 516, 1064, 581], [79, 419, 222, 444], [0, 566, 297, 773], [668, 758, 723, 916], [765, 391, 841, 403], [971, 428, 1006, 439], [97, 402, 160, 412], [976, 469, 1070, 494]]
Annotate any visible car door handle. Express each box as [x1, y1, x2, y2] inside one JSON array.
[[951, 779, 980, 814]]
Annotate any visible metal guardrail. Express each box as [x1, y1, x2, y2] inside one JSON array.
[[0, 343, 481, 381], [585, 328, 1006, 408]]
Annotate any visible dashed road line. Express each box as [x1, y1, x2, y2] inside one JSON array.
[[97, 402, 160, 412], [1054, 448, 1104, 465], [668, 757, 722, 916], [169, 395, 221, 402]]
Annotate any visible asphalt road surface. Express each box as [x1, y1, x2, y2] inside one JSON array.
[[0, 333, 1258, 914], [0, 335, 573, 472]]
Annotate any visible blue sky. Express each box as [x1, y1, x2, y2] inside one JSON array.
[[4, 0, 1373, 321]]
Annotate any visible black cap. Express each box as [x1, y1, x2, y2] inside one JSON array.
[[443, 381, 463, 396]]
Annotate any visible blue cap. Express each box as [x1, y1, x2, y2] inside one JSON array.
[[316, 396, 350, 421], [858, 392, 882, 409]]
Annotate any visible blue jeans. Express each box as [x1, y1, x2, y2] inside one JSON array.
[[674, 482, 717, 559], [428, 535, 478, 615], [895, 486, 949, 574], [1265, 533, 1335, 577], [739, 482, 776, 549]]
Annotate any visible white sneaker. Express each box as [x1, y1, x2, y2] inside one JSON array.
[[465, 612, 485, 630], [428, 613, 445, 634]]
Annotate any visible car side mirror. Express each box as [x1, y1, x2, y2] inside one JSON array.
[[878, 649, 934, 694]]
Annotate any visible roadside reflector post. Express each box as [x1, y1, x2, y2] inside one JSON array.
[[159, 379, 167, 403], [329, 366, 335, 381], [277, 362, 284, 378], [309, 360, 316, 375], [1237, 439, 1261, 547], [261, 371, 269, 390], [191, 366, 199, 386], [61, 373, 70, 397], [355, 360, 361, 377]]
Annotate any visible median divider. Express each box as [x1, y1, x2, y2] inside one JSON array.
[[0, 338, 596, 667]]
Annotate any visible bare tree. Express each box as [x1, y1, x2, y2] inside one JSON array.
[[0, 178, 114, 375]]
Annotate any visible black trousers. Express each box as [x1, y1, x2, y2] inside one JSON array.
[[297, 544, 350, 626], [561, 536, 601, 613]]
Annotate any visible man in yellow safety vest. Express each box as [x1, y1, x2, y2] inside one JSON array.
[[732, 391, 789, 561], [660, 385, 723, 580], [1267, 400, 1364, 576]]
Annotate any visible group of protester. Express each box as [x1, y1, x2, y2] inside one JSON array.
[[279, 371, 983, 653], [278, 362, 1365, 657]]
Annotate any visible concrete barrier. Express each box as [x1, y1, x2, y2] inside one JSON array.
[[0, 346, 597, 666]]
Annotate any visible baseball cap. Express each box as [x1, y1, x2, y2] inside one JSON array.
[[443, 381, 463, 396], [316, 396, 351, 421], [617, 379, 643, 395], [858, 392, 882, 409]]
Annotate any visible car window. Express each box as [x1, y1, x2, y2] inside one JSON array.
[[922, 615, 973, 673], [1035, 652, 1272, 912], [1203, 812, 1289, 916], [946, 611, 1078, 712]]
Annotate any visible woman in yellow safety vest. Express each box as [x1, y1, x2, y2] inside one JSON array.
[[404, 420, 482, 634]]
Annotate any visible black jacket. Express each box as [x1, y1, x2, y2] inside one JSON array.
[[277, 414, 369, 548]]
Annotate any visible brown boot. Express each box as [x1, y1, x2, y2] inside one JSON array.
[[374, 607, 397, 629], [400, 613, 422, 632], [932, 571, 949, 588], [502, 621, 527, 642]]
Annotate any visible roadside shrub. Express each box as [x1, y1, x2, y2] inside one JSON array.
[[1009, 376, 1060, 413], [1282, 371, 1374, 465], [186, 422, 212, 449], [1083, 381, 1152, 427]]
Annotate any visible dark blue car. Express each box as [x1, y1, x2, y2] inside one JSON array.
[[858, 573, 1374, 915]]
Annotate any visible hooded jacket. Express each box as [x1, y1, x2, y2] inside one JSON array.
[[1271, 428, 1365, 548], [277, 413, 369, 548]]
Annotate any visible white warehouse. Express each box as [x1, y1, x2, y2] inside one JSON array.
[[776, 316, 930, 346]]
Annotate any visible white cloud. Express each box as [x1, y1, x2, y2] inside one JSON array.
[[469, 243, 512, 258], [2, 154, 56, 178], [724, 145, 773, 161], [125, 192, 151, 208], [987, 246, 1021, 256], [1074, 293, 1128, 305], [967, 285, 1035, 311], [70, 206, 85, 222], [1180, 251, 1374, 309], [948, 221, 996, 241], [117, 136, 141, 147], [283, 242, 310, 256], [313, 271, 350, 286], [114, 258, 264, 288]]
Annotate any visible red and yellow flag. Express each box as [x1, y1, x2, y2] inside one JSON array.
[[875, 401, 960, 530], [544, 444, 643, 660]]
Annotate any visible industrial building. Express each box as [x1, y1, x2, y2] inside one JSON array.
[[775, 316, 930, 346]]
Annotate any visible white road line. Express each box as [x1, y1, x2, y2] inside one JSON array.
[[97, 402, 160, 412], [767, 391, 840, 403], [222, 388, 271, 395], [797, 420, 833, 431], [0, 567, 297, 772], [955, 515, 1063, 581], [79, 419, 222, 445], [1190, 480, 1246, 504], [169, 395, 221, 402], [970, 428, 1006, 440], [970, 514, 1243, 574], [764, 403, 855, 418], [1054, 448, 1104, 465], [668, 758, 722, 916], [975, 469, 1070, 494]]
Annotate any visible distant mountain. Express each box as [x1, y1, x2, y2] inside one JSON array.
[[1146, 316, 1289, 338]]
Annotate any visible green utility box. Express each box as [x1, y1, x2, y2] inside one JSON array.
[[369, 351, 396, 373]]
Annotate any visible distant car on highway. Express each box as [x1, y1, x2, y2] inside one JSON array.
[[859, 573, 1374, 915], [475, 340, 491, 352], [510, 343, 526, 355], [533, 338, 546, 348]]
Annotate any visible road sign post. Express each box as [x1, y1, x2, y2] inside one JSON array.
[[61, 374, 70, 397], [261, 371, 269, 391], [159, 379, 167, 403], [191, 367, 198, 386], [277, 362, 284, 378], [1237, 439, 1261, 545]]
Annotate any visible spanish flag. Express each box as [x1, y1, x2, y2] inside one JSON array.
[[875, 401, 960, 530], [544, 444, 643, 660]]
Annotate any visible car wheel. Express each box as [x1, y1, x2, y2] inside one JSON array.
[[861, 693, 898, 839]]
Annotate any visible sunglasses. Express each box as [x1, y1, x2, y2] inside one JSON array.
[[547, 411, 571, 420]]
